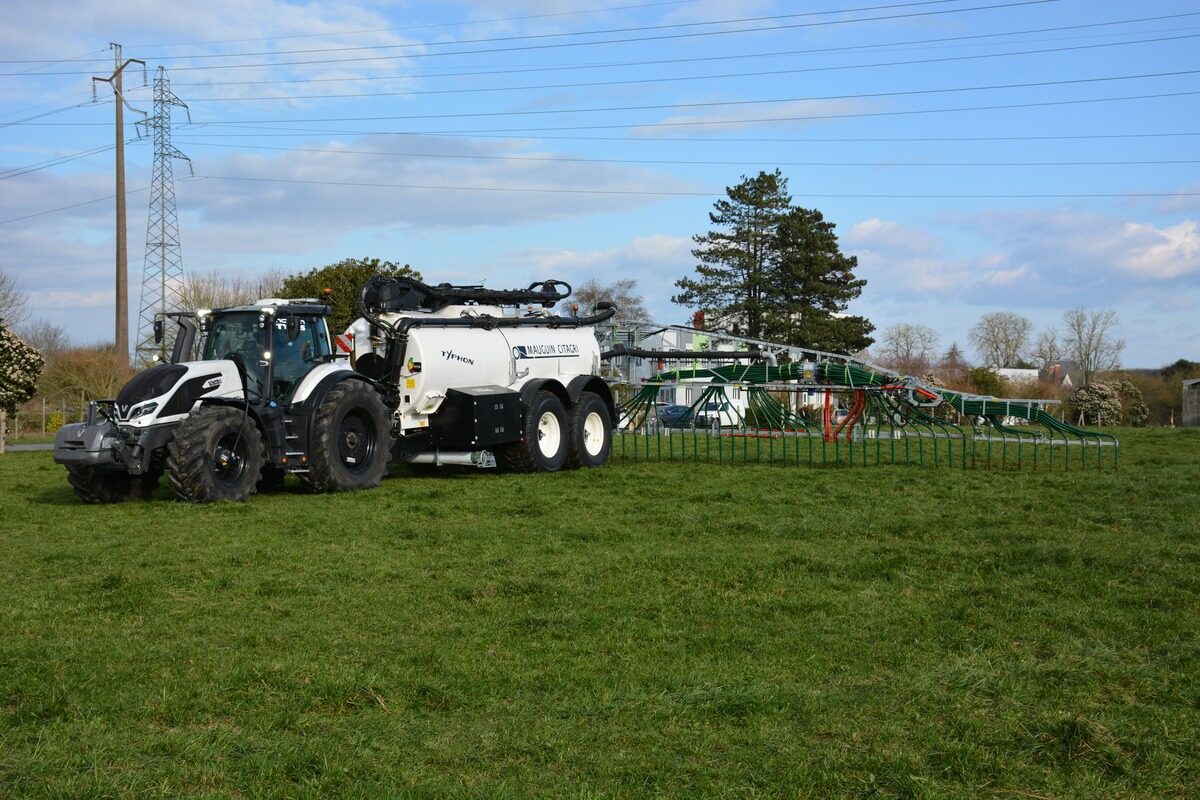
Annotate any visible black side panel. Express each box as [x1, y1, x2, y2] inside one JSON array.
[[117, 364, 187, 406], [430, 388, 522, 449], [161, 373, 223, 417]]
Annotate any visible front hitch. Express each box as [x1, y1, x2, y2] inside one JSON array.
[[53, 404, 122, 470]]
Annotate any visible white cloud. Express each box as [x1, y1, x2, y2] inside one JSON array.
[[174, 134, 695, 234], [845, 217, 940, 256], [1118, 221, 1199, 279], [962, 208, 1200, 296], [630, 99, 866, 137]]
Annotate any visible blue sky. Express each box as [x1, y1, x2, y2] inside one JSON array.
[[1, 0, 1197, 367]]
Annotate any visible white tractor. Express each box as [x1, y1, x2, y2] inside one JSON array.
[[53, 277, 616, 502]]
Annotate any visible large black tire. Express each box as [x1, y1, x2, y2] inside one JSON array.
[[66, 465, 161, 504], [566, 391, 612, 469], [305, 381, 390, 493], [166, 406, 264, 502], [500, 390, 569, 473]]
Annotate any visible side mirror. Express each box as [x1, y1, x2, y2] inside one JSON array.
[[286, 317, 302, 341], [153, 319, 164, 344]]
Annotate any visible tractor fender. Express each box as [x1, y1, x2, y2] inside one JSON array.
[[293, 370, 384, 442], [289, 363, 358, 405]]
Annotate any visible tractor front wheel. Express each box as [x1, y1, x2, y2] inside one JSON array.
[[66, 465, 161, 504], [167, 406, 264, 502]]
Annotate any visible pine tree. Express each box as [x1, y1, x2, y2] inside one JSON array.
[[673, 170, 872, 350], [762, 206, 873, 352], [673, 170, 791, 339]]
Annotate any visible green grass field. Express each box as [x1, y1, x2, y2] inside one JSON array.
[[1, 429, 1197, 798]]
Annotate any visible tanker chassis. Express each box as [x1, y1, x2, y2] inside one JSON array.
[[52, 276, 617, 503]]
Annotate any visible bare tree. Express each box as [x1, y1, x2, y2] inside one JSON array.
[[878, 322, 940, 374], [1062, 307, 1124, 384], [0, 269, 29, 326], [18, 320, 69, 359], [1030, 327, 1063, 370], [574, 277, 651, 323], [177, 268, 285, 311], [968, 311, 1032, 368]]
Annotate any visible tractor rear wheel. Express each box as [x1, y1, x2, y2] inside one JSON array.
[[566, 391, 611, 469], [501, 390, 568, 473], [66, 465, 161, 503], [167, 406, 264, 502], [305, 381, 390, 493]]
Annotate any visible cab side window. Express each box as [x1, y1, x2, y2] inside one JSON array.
[[271, 317, 331, 403]]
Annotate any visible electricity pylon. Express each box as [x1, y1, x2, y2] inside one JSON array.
[[134, 66, 191, 366]]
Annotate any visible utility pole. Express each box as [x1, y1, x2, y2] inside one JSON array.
[[134, 66, 191, 367], [92, 43, 145, 364]]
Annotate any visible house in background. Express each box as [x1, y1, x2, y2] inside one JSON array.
[[1042, 363, 1074, 389]]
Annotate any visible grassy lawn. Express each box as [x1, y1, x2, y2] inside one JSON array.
[[1, 428, 1196, 798]]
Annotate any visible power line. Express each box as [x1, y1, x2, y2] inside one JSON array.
[[0, 47, 108, 81], [0, 1, 998, 63], [19, 87, 1198, 131], [0, 0, 1058, 75], [0, 186, 149, 226], [173, 33, 1200, 103], [84, 69, 1200, 126], [0, 89, 102, 122], [187, 173, 1200, 200], [128, 0, 704, 49], [0, 142, 133, 181], [222, 89, 1200, 135], [174, 139, 1200, 168], [0, 99, 109, 129], [165, 13, 1200, 88], [173, 128, 1200, 143]]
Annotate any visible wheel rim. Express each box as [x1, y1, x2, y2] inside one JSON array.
[[582, 411, 605, 456], [212, 432, 247, 486], [339, 410, 376, 474], [536, 410, 562, 458]]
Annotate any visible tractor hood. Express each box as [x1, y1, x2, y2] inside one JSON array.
[[111, 360, 244, 427]]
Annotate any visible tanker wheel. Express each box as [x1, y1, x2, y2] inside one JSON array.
[[567, 391, 612, 469], [305, 381, 390, 493], [501, 390, 568, 473], [66, 465, 161, 504], [167, 406, 264, 502]]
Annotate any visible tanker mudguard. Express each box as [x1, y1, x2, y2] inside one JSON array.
[[565, 375, 617, 422]]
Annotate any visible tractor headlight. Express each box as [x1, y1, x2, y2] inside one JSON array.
[[130, 402, 158, 420]]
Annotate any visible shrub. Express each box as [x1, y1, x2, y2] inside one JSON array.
[[1069, 383, 1123, 426]]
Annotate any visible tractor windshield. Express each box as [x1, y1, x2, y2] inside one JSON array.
[[200, 311, 269, 398]]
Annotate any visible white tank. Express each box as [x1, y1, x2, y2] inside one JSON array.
[[346, 305, 601, 430]]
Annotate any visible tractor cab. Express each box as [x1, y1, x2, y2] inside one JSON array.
[[195, 300, 334, 405]]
